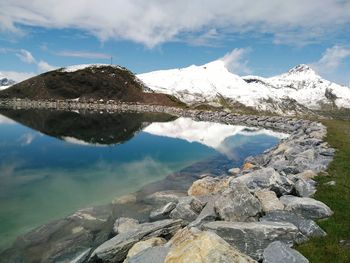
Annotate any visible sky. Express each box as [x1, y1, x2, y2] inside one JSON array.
[[0, 0, 350, 85]]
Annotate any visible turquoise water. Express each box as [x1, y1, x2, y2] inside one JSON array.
[[0, 109, 282, 251]]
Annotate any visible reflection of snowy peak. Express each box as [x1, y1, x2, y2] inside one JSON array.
[[0, 73, 16, 90], [138, 62, 350, 114], [143, 117, 287, 150]]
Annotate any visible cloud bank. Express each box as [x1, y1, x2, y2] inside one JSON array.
[[312, 45, 350, 72], [1, 0, 349, 47]]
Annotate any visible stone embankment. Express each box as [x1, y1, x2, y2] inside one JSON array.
[[0, 99, 335, 263]]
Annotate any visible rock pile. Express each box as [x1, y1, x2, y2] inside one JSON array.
[[82, 112, 334, 262]]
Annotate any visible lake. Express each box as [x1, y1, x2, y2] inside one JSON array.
[[0, 109, 286, 252]]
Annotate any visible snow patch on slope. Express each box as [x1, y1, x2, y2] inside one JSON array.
[[60, 64, 122, 73]]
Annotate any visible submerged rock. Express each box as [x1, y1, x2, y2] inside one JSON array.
[[113, 217, 140, 235], [203, 221, 300, 260], [1, 205, 113, 263], [165, 228, 257, 263], [144, 190, 186, 205], [262, 241, 309, 263], [280, 195, 333, 220], [214, 181, 262, 222]]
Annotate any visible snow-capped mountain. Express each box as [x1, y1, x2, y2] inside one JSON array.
[[138, 61, 350, 114], [0, 73, 16, 90]]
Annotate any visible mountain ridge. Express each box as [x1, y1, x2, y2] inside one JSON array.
[[138, 61, 350, 114], [0, 65, 184, 107]]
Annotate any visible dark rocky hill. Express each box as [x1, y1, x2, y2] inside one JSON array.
[[0, 65, 184, 107]]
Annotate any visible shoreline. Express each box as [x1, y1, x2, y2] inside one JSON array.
[[0, 98, 302, 133], [0, 103, 336, 263]]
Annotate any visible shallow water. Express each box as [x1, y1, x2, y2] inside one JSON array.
[[0, 109, 284, 251]]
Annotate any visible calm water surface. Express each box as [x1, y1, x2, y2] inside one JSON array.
[[0, 109, 284, 251]]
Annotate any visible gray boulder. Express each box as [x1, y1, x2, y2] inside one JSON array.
[[169, 197, 205, 223], [150, 202, 176, 221], [231, 167, 294, 195], [203, 221, 300, 260], [189, 196, 218, 228], [263, 241, 309, 263], [294, 179, 317, 197], [260, 211, 326, 238], [280, 195, 333, 219], [126, 246, 170, 263], [214, 181, 262, 222], [90, 219, 182, 262]]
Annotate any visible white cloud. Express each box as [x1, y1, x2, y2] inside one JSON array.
[[0, 1, 349, 47], [221, 48, 251, 74], [312, 45, 350, 72], [56, 50, 111, 59], [12, 47, 57, 72], [16, 49, 36, 64], [19, 133, 36, 145], [0, 70, 34, 82], [37, 60, 57, 72]]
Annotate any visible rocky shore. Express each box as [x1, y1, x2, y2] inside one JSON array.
[[0, 100, 335, 263]]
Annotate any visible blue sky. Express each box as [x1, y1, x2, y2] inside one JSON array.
[[0, 1, 350, 85]]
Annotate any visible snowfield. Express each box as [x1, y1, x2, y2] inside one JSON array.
[[138, 60, 350, 113]]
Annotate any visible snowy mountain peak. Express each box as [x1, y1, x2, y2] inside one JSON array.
[[138, 59, 350, 114], [0, 73, 16, 90], [288, 64, 313, 74]]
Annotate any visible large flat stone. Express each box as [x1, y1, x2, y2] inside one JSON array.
[[203, 221, 300, 260], [263, 241, 309, 263], [280, 195, 333, 219], [89, 219, 182, 262], [260, 210, 326, 238]]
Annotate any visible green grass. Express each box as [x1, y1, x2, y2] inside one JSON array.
[[296, 120, 350, 262]]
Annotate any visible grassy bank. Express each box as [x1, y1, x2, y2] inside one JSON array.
[[296, 120, 350, 262]]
